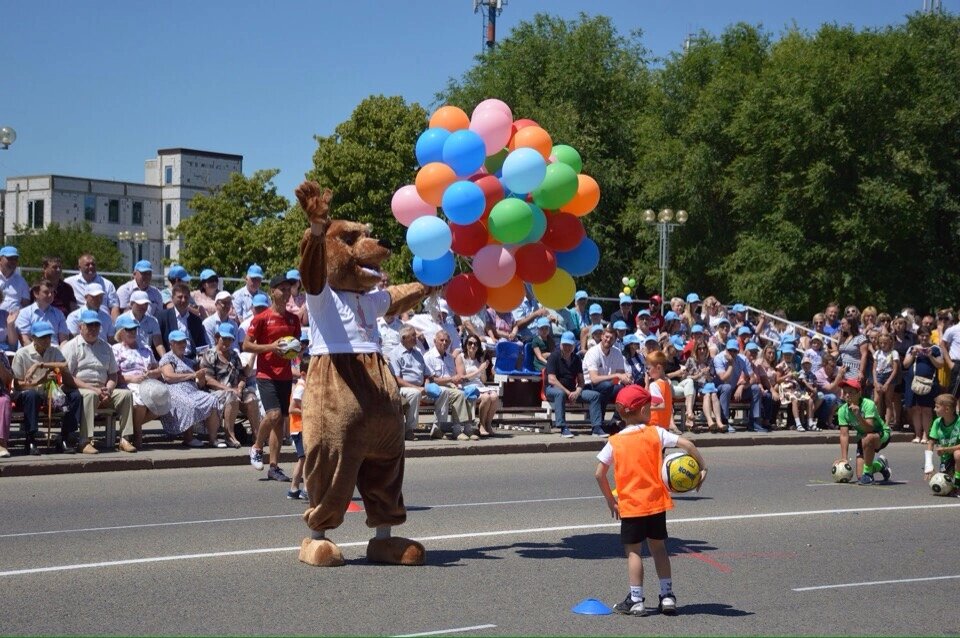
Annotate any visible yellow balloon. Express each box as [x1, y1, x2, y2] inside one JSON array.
[[532, 269, 575, 309], [623, 286, 631, 294]]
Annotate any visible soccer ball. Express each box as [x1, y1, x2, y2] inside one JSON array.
[[831, 460, 854, 483], [661, 452, 702, 493], [929, 472, 955, 496], [277, 336, 302, 360]]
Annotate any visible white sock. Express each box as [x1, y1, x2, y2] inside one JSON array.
[[375, 526, 391, 540], [660, 577, 673, 595], [630, 585, 643, 602]]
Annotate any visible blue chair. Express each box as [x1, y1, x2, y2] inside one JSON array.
[[494, 341, 523, 376], [518, 341, 540, 375]]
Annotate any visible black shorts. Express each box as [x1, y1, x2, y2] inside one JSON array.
[[258, 379, 292, 416], [855, 430, 890, 458], [620, 512, 668, 545]]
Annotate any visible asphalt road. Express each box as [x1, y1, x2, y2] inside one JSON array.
[[1, 442, 958, 636]]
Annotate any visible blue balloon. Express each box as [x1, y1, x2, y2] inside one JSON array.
[[501, 147, 546, 194], [441, 180, 485, 225], [519, 204, 547, 244], [415, 128, 450, 166], [406, 216, 452, 260], [442, 130, 486, 177], [555, 237, 600, 276], [412, 251, 455, 286]]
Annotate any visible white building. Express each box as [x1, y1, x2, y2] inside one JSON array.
[[1, 148, 242, 270]]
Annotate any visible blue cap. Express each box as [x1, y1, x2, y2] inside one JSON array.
[[80, 309, 101, 325], [425, 382, 442, 400], [167, 265, 190, 281], [574, 290, 589, 301], [664, 311, 680, 321], [732, 303, 747, 313], [623, 334, 640, 346], [216, 324, 236, 339], [686, 292, 701, 304], [286, 269, 301, 281], [199, 268, 218, 281], [161, 289, 172, 304], [737, 326, 752, 336], [168, 330, 188, 342], [30, 321, 54, 337], [745, 341, 760, 351], [781, 334, 797, 343], [300, 327, 310, 342], [589, 303, 602, 316], [134, 260, 152, 273], [669, 336, 685, 350], [252, 293, 270, 308], [717, 317, 731, 326], [725, 338, 740, 351], [115, 316, 139, 330], [781, 343, 796, 354], [613, 320, 628, 330], [560, 331, 577, 346], [637, 309, 650, 317], [590, 323, 604, 334], [0, 246, 19, 258], [691, 324, 704, 334], [535, 317, 551, 328], [246, 264, 264, 278], [644, 335, 659, 344], [702, 382, 717, 394], [619, 295, 633, 304]]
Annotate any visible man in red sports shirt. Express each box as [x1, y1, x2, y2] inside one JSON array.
[[245, 273, 301, 481]]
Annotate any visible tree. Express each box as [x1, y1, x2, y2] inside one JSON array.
[[9, 222, 123, 283], [175, 169, 298, 278], [307, 95, 429, 283]]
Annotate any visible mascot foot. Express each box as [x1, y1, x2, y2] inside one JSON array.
[[298, 538, 345, 567], [366, 537, 426, 566]]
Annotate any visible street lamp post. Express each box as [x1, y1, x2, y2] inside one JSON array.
[[0, 127, 15, 150], [117, 230, 148, 269], [643, 208, 689, 311]]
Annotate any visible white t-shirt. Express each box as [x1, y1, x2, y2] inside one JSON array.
[[582, 344, 626, 380], [941, 324, 960, 361], [306, 285, 390, 355], [596, 424, 680, 465], [874, 349, 900, 376]]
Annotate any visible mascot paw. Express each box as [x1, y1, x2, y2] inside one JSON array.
[[298, 537, 346, 567], [366, 537, 426, 566], [295, 181, 332, 223]]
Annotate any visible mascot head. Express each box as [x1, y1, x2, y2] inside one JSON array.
[[325, 220, 392, 293]]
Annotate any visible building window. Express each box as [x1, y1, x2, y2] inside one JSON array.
[[164, 203, 172, 226], [164, 166, 173, 184], [27, 200, 44, 228], [84, 195, 96, 222], [132, 201, 143, 225], [108, 199, 120, 223], [137, 244, 144, 261], [164, 244, 171, 260]]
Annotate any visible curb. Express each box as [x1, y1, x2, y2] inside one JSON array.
[[0, 431, 917, 477]]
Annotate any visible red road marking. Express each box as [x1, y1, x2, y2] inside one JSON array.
[[680, 548, 732, 572]]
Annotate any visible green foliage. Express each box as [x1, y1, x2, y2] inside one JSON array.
[[10, 222, 123, 282]]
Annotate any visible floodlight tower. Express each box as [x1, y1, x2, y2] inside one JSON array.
[[474, 0, 506, 52]]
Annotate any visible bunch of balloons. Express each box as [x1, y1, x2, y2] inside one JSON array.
[[391, 99, 601, 316], [621, 275, 637, 296]]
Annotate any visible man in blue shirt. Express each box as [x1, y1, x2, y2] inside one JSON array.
[[713, 338, 766, 433]]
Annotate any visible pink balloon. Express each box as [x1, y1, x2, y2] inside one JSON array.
[[472, 244, 517, 288], [469, 108, 513, 156], [391, 184, 436, 227], [472, 98, 513, 121]]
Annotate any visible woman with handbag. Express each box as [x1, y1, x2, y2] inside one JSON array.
[[902, 326, 944, 444]]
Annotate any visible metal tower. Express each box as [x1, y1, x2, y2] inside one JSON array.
[[474, 0, 506, 52]]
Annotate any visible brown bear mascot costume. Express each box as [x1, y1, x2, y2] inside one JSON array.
[[295, 181, 431, 567]]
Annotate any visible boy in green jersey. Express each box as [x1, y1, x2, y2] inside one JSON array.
[[924, 394, 960, 493], [836, 379, 892, 486]]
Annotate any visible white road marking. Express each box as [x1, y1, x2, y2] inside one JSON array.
[[1, 502, 957, 578], [393, 624, 497, 637], [0, 496, 600, 539], [794, 574, 960, 591]]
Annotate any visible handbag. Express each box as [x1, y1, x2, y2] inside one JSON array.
[[910, 362, 935, 396], [44, 378, 67, 411]]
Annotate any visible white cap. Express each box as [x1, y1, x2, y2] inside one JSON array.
[[85, 283, 105, 297], [215, 291, 232, 302], [130, 290, 150, 305]]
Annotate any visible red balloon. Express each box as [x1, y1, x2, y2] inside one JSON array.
[[508, 118, 539, 148], [445, 273, 487, 316], [514, 242, 557, 284], [541, 212, 585, 252], [468, 173, 504, 219], [450, 220, 489, 257]]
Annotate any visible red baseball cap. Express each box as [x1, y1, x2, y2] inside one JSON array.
[[840, 378, 861, 391], [615, 385, 663, 411]]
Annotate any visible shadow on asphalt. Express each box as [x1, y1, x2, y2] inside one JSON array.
[[675, 602, 754, 617]]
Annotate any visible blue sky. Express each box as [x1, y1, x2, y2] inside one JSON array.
[[1, 0, 950, 202]]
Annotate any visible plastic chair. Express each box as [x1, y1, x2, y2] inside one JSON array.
[[494, 341, 523, 376], [518, 342, 540, 375]]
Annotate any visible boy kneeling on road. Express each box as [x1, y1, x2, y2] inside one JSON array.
[[595, 384, 707, 617], [837, 379, 892, 485], [924, 393, 960, 493]]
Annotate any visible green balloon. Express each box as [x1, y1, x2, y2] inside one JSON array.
[[628, 278, 637, 287], [532, 162, 579, 210], [488, 198, 534, 244], [551, 144, 582, 173], [484, 147, 509, 175]]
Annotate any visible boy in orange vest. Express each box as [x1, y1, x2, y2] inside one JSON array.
[[645, 350, 678, 433], [286, 355, 309, 500], [595, 384, 707, 617]]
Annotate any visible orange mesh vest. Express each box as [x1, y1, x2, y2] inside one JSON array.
[[288, 381, 304, 434], [647, 378, 673, 430], [611, 426, 673, 518]]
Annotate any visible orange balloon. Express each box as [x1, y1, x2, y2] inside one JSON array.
[[561, 174, 601, 216], [429, 105, 470, 132], [485, 276, 525, 312], [415, 162, 458, 207], [509, 125, 553, 160]]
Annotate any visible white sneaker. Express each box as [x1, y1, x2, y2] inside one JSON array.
[[249, 447, 264, 470], [795, 424, 806, 432]]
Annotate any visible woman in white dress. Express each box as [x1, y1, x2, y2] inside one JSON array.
[[456, 335, 501, 437], [112, 316, 161, 449]]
